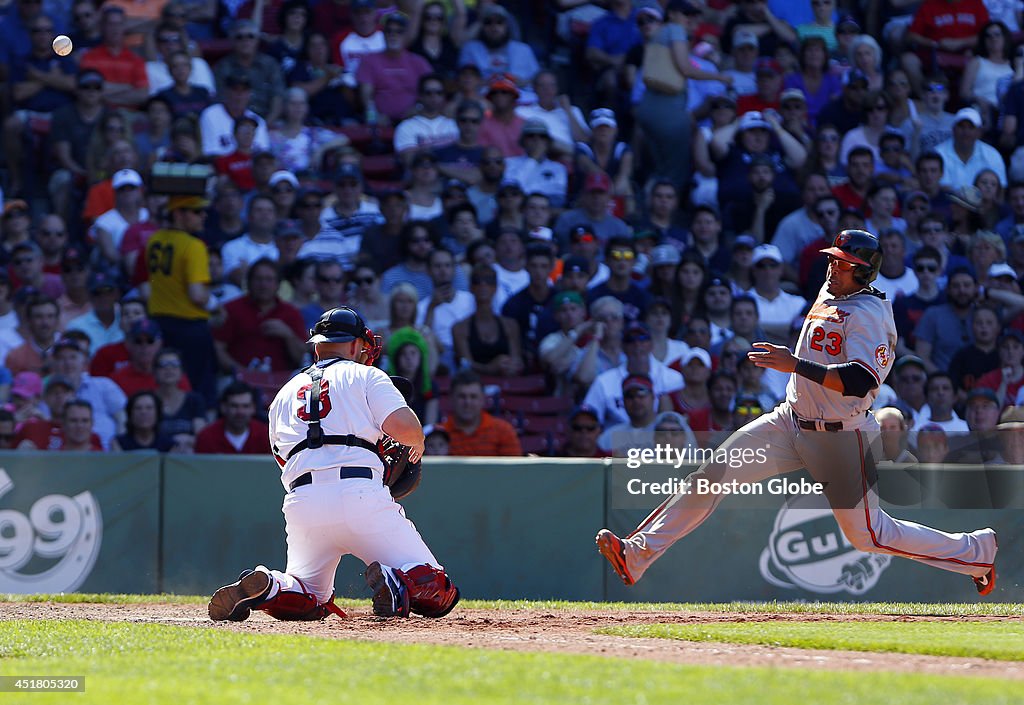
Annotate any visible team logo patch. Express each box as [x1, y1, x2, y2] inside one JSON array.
[[835, 232, 851, 247], [874, 344, 890, 368]]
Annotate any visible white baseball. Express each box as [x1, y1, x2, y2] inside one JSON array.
[[52, 34, 73, 57]]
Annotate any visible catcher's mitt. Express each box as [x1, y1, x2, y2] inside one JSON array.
[[380, 375, 422, 500]]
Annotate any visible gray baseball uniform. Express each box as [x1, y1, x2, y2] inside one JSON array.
[[611, 284, 998, 585]]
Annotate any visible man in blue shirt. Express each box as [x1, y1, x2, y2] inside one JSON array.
[[586, 0, 642, 105]]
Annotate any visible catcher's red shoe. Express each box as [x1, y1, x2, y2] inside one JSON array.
[[974, 567, 996, 596], [596, 529, 635, 586]]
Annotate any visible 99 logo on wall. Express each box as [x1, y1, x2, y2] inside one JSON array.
[[0, 470, 102, 593]]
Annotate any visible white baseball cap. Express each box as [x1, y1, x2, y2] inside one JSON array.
[[751, 243, 783, 265], [989, 262, 1017, 280], [590, 108, 617, 129], [681, 347, 712, 368], [269, 170, 300, 189], [954, 107, 982, 128], [738, 111, 771, 131], [112, 169, 143, 190], [528, 226, 553, 241]]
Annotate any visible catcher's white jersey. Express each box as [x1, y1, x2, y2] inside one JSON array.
[[786, 284, 897, 421], [269, 358, 407, 490]]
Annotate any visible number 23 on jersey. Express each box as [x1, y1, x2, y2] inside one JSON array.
[[809, 326, 844, 356]]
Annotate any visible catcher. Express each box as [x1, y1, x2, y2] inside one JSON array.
[[208, 306, 459, 621]]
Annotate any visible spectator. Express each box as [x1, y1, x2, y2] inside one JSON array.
[[88, 295, 146, 376], [555, 404, 605, 458], [585, 238, 648, 322], [515, 70, 589, 157], [155, 50, 213, 120], [784, 36, 841, 122], [483, 182, 525, 239], [504, 120, 568, 209], [916, 423, 950, 462], [80, 6, 149, 109], [721, 0, 796, 57], [215, 258, 306, 373], [54, 400, 104, 451], [382, 282, 441, 374], [773, 173, 832, 274], [850, 35, 884, 92], [686, 369, 738, 439], [459, 5, 539, 88], [90, 169, 149, 270], [143, 194, 215, 407], [582, 321, 682, 426], [832, 146, 875, 213], [393, 74, 458, 163], [154, 347, 207, 450], [670, 347, 712, 415], [598, 373, 660, 454], [113, 390, 174, 451], [409, 1, 467, 81], [712, 111, 807, 212], [386, 326, 439, 425], [701, 275, 734, 350], [949, 304, 1002, 395], [423, 423, 450, 456], [749, 244, 807, 344], [4, 297, 60, 375], [49, 334, 125, 448], [651, 409, 699, 451], [479, 76, 525, 158], [915, 267, 978, 371], [297, 164, 384, 271], [213, 117, 258, 192], [405, 152, 445, 221], [66, 272, 122, 354], [347, 262, 389, 332], [904, 0, 990, 93], [13, 376, 74, 450], [874, 229, 918, 300], [975, 328, 1024, 405], [452, 264, 523, 377], [10, 242, 62, 300], [381, 221, 440, 299], [490, 227, 529, 312], [194, 381, 270, 454], [146, 22, 215, 96], [431, 100, 487, 186], [8, 372, 45, 424], [817, 69, 868, 136], [0, 409, 15, 449], [737, 57, 785, 115], [106, 318, 172, 396], [724, 154, 802, 241], [440, 369, 522, 456], [357, 13, 432, 125], [214, 19, 285, 122], [946, 387, 1003, 463], [286, 31, 353, 127], [501, 244, 556, 369], [221, 194, 279, 286], [633, 181, 686, 249], [2, 14, 77, 197], [996, 405, 1024, 463], [875, 406, 917, 462], [890, 354, 930, 426], [553, 175, 631, 247], [585, 0, 641, 104], [933, 107, 1007, 189], [48, 70, 108, 224], [916, 371, 971, 442], [417, 247, 475, 367], [199, 72, 270, 158], [721, 294, 769, 354]]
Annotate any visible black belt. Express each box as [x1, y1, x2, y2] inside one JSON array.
[[289, 467, 373, 491], [794, 409, 843, 432]]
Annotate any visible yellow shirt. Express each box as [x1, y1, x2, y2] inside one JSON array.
[[145, 227, 210, 321]]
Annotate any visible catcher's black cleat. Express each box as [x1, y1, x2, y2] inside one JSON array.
[[366, 562, 411, 617], [208, 569, 272, 621]]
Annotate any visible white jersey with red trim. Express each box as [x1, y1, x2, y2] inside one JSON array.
[[786, 283, 897, 421], [268, 358, 407, 490]]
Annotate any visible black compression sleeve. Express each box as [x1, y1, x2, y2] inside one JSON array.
[[836, 363, 877, 398], [794, 358, 828, 384]]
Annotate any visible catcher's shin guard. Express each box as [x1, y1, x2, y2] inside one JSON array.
[[400, 564, 460, 618], [261, 575, 347, 620]]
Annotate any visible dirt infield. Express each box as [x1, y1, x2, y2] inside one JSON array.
[[5, 601, 1022, 680]]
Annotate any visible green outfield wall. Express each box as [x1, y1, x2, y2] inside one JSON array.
[[0, 452, 1019, 602]]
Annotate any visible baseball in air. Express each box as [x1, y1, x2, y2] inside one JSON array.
[[52, 35, 73, 56]]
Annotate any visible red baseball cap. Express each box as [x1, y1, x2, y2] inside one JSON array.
[[584, 172, 612, 192]]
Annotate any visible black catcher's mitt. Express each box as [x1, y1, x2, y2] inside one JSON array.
[[380, 376, 422, 499]]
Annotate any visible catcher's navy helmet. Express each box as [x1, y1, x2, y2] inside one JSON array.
[[819, 229, 883, 285], [308, 307, 383, 363]]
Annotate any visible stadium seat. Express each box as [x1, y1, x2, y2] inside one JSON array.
[[238, 369, 296, 407], [480, 374, 547, 396], [500, 395, 574, 416], [519, 434, 551, 455]]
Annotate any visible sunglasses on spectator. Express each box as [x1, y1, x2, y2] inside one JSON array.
[[458, 116, 482, 124], [134, 337, 159, 345], [915, 264, 939, 273], [817, 208, 839, 218], [354, 276, 375, 285], [481, 157, 504, 165], [425, 13, 444, 21], [637, 16, 655, 25], [818, 133, 839, 142], [624, 389, 652, 398], [571, 424, 598, 432], [609, 250, 635, 260], [926, 83, 946, 92], [870, 104, 888, 112], [409, 236, 432, 244], [158, 34, 180, 42], [736, 405, 762, 415], [0, 433, 13, 442], [235, 33, 257, 39], [40, 229, 65, 237], [920, 225, 944, 234], [483, 17, 506, 25], [272, 185, 295, 193], [32, 25, 54, 32], [12, 257, 34, 266], [318, 276, 343, 284], [881, 145, 903, 152], [185, 208, 206, 214], [299, 201, 321, 209]]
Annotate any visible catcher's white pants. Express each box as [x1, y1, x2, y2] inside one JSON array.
[[264, 473, 440, 603]]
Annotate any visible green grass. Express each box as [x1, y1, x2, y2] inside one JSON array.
[[0, 620, 1021, 705], [600, 622, 1024, 661], [3, 593, 1023, 617]]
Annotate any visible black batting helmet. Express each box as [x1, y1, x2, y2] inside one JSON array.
[[307, 307, 383, 363], [819, 229, 882, 285]]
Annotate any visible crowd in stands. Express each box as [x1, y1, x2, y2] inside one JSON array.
[[3, 0, 1024, 463]]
